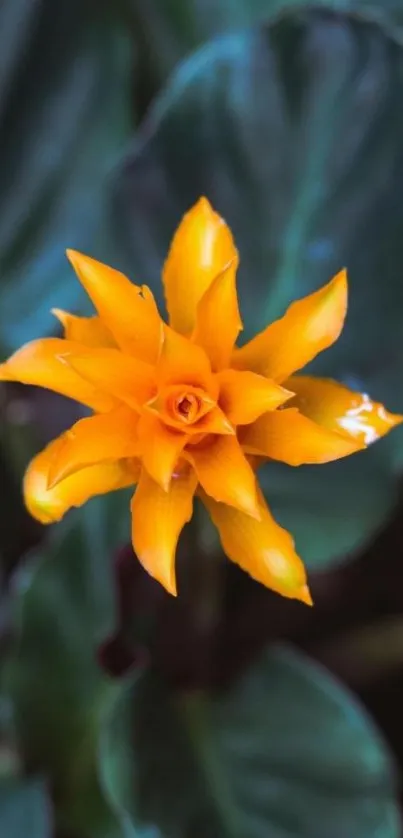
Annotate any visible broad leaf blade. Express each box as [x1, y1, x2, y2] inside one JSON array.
[[101, 646, 400, 837], [0, 0, 133, 355], [124, 0, 403, 79], [4, 494, 131, 838]]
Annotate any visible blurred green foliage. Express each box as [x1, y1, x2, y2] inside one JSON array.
[[0, 0, 403, 836], [102, 648, 399, 837], [4, 501, 130, 837], [0, 778, 51, 837], [0, 0, 132, 356]]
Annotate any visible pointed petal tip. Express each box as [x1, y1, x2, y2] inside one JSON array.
[[328, 267, 348, 300], [332, 266, 347, 284], [281, 386, 296, 402], [65, 247, 78, 265], [164, 197, 238, 335], [148, 564, 178, 596], [197, 195, 213, 212], [298, 584, 313, 606], [165, 576, 178, 597], [185, 196, 216, 222], [389, 411, 403, 427], [66, 248, 90, 277], [51, 307, 66, 324], [65, 248, 95, 275]]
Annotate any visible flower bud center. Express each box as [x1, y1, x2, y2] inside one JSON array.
[[174, 392, 200, 423]]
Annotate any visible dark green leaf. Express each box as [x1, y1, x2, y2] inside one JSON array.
[[126, 0, 403, 79], [101, 646, 400, 838], [0, 778, 51, 838], [258, 454, 397, 571], [100, 676, 147, 838], [114, 10, 403, 567], [0, 0, 133, 355], [4, 492, 132, 838]]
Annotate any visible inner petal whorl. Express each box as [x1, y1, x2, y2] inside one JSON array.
[[172, 391, 201, 423]]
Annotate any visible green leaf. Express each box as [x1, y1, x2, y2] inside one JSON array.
[[101, 646, 400, 838], [100, 676, 148, 838], [258, 454, 397, 571], [0, 0, 133, 355], [126, 0, 403, 79], [0, 778, 51, 838], [4, 492, 132, 838], [114, 10, 403, 567]]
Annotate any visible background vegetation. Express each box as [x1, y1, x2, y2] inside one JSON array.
[[1, 1, 403, 835]]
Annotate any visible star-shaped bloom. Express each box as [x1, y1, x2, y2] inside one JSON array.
[[1, 198, 401, 603]]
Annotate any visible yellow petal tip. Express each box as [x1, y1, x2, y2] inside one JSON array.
[[331, 267, 348, 288], [155, 568, 177, 596], [65, 248, 89, 274], [281, 386, 296, 402], [327, 268, 348, 309], [197, 195, 213, 212], [51, 307, 66, 322], [389, 411, 403, 427], [323, 267, 347, 303], [298, 584, 313, 606]]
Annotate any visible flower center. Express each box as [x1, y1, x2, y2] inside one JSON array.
[[173, 392, 201, 424], [145, 383, 215, 431]]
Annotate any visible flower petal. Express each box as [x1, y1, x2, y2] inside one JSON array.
[[187, 435, 259, 518], [241, 407, 364, 465], [172, 406, 234, 439], [66, 250, 163, 362], [60, 347, 156, 410], [157, 326, 217, 396], [0, 339, 117, 412], [52, 309, 116, 348], [48, 407, 140, 487], [163, 197, 239, 335], [286, 375, 403, 445], [131, 466, 197, 595], [202, 489, 311, 603], [137, 413, 187, 491], [192, 405, 235, 436], [218, 369, 293, 425], [192, 261, 242, 370], [147, 383, 215, 431], [24, 437, 138, 525], [233, 270, 347, 382]]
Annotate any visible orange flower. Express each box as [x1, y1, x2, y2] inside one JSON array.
[[1, 198, 401, 603]]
